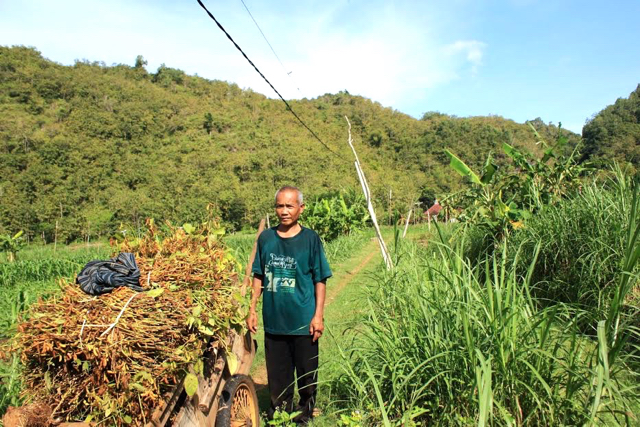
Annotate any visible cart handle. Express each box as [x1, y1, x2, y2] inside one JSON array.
[[240, 219, 265, 297]]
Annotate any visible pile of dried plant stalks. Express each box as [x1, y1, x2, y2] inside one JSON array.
[[7, 220, 244, 425]]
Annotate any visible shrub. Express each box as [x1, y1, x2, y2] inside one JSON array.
[[446, 126, 588, 248], [302, 190, 369, 241]]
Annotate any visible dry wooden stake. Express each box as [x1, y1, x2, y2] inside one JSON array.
[[402, 208, 412, 238], [344, 116, 392, 269]]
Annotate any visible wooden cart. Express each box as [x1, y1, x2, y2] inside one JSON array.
[[146, 329, 259, 427], [4, 222, 266, 427], [143, 220, 266, 426], [55, 330, 258, 427]]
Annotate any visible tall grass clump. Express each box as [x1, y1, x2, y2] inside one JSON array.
[[331, 236, 639, 425], [506, 167, 638, 317]]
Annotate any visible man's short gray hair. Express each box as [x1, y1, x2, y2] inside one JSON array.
[[275, 186, 303, 205]]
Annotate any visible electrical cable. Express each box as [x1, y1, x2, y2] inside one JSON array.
[[196, 0, 345, 160], [239, 0, 302, 94]]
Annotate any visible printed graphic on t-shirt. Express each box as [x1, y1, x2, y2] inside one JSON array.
[[265, 254, 297, 294]]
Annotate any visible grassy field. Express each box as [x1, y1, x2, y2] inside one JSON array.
[[236, 174, 639, 425], [1, 202, 637, 426]]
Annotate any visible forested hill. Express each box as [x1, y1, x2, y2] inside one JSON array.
[[0, 46, 576, 242], [582, 84, 640, 167]]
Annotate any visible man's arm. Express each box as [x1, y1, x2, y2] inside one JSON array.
[[309, 281, 326, 342], [247, 274, 263, 333]]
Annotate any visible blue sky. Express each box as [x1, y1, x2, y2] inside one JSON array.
[[1, 0, 638, 133]]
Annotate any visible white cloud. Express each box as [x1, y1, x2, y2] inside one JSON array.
[[0, 0, 487, 115], [229, 3, 488, 112], [444, 40, 487, 75]]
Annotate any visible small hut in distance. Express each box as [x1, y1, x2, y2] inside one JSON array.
[[425, 199, 442, 221]]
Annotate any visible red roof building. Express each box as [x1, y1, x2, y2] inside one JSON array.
[[425, 200, 442, 219]]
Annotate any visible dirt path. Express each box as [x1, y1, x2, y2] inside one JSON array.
[[325, 243, 378, 306], [251, 239, 380, 388]]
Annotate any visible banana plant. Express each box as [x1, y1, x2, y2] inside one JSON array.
[[502, 125, 586, 211], [303, 192, 370, 241], [446, 150, 529, 235], [445, 126, 586, 238]]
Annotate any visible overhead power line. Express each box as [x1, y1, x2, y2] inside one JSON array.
[[239, 0, 302, 94], [196, 0, 344, 160]]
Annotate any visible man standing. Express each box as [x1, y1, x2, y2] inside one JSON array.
[[247, 186, 332, 424]]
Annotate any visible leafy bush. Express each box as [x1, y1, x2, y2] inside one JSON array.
[[302, 190, 370, 241]]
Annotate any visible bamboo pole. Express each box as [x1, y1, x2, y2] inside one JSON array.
[[388, 189, 392, 226], [345, 116, 392, 270], [402, 208, 412, 238], [54, 220, 58, 253], [241, 219, 266, 296]]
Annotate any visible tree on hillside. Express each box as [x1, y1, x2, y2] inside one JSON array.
[[581, 84, 640, 168], [134, 55, 147, 69]]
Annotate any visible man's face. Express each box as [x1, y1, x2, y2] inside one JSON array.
[[275, 190, 305, 226]]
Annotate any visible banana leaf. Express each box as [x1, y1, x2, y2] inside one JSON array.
[[445, 150, 482, 185]]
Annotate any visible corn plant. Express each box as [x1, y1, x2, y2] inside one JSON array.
[[0, 354, 22, 417], [0, 231, 24, 262]]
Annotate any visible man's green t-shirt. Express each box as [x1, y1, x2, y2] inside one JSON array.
[[251, 226, 332, 335]]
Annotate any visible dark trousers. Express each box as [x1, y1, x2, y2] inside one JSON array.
[[265, 333, 318, 422]]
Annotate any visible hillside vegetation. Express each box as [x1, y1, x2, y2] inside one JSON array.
[[582, 84, 640, 168], [1, 46, 577, 242]]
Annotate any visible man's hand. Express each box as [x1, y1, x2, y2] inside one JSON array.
[[247, 310, 258, 334], [309, 315, 324, 342], [247, 274, 263, 335]]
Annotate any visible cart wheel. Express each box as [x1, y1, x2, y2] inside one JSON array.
[[215, 374, 260, 427]]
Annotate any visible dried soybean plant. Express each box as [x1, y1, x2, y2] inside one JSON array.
[[6, 219, 246, 425]]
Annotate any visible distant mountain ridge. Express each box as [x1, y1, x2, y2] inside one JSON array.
[[0, 46, 578, 241]]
